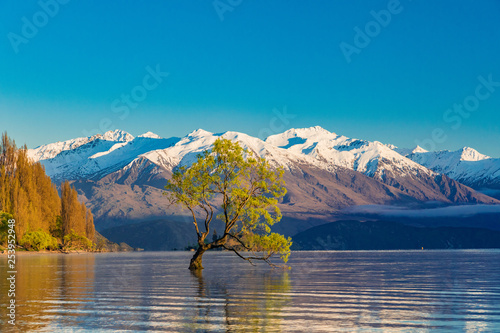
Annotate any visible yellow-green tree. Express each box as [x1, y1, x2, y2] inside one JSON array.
[[164, 138, 292, 270], [0, 132, 95, 250], [85, 206, 95, 241], [61, 182, 84, 238], [61, 181, 95, 249], [0, 134, 60, 240]]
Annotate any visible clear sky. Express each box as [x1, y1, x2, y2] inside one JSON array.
[[1, 0, 499, 156]]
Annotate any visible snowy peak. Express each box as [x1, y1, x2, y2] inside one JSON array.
[[393, 145, 428, 157], [266, 126, 336, 147], [221, 131, 287, 160], [397, 145, 488, 162], [27, 136, 94, 161], [459, 147, 490, 161], [407, 147, 490, 165], [413, 145, 428, 154], [138, 131, 162, 139], [28, 130, 135, 162], [287, 125, 334, 137], [266, 126, 430, 178], [401, 145, 500, 190], [384, 143, 398, 150], [101, 129, 134, 142], [187, 128, 213, 138]]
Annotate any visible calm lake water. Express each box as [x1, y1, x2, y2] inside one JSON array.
[[1, 250, 500, 332]]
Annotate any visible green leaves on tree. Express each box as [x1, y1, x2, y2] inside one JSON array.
[[165, 138, 292, 270]]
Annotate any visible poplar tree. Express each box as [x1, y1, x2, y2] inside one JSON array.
[[0, 132, 95, 250], [85, 207, 95, 240], [61, 181, 92, 243]]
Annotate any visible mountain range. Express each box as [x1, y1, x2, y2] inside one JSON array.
[[397, 146, 500, 199], [27, 127, 500, 248]]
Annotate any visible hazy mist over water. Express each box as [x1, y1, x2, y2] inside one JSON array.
[[1, 250, 500, 332]]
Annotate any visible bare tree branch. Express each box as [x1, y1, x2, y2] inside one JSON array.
[[187, 206, 200, 238], [201, 185, 214, 234], [222, 243, 278, 267], [227, 233, 251, 250], [222, 245, 256, 266]]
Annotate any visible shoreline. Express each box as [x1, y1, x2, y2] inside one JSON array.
[[2, 248, 500, 256], [0, 249, 135, 255]]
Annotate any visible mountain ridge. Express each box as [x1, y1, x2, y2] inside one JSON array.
[[27, 127, 499, 230], [396, 146, 500, 196]]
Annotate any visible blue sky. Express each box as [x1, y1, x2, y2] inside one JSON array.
[[1, 0, 499, 156]]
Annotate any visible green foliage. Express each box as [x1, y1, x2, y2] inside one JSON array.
[[19, 230, 59, 251], [63, 229, 94, 251], [0, 211, 14, 244], [245, 232, 293, 263], [50, 215, 63, 240], [165, 137, 291, 268]]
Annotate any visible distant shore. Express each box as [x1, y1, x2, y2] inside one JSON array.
[[0, 248, 140, 255], [1, 250, 100, 255]]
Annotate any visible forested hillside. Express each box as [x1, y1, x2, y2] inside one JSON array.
[[0, 133, 95, 251]]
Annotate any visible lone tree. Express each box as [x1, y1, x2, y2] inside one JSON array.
[[164, 138, 292, 270]]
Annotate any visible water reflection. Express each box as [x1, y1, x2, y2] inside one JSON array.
[[188, 268, 291, 332], [287, 250, 500, 332], [1, 251, 500, 332], [0, 254, 95, 332]]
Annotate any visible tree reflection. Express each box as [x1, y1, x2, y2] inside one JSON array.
[[0, 254, 95, 332], [187, 268, 291, 332]]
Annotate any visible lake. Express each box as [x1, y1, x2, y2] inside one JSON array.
[[1, 250, 500, 332]]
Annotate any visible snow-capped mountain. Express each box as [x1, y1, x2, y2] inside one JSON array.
[[265, 126, 434, 179], [138, 131, 162, 139], [28, 129, 135, 162], [28, 130, 178, 181], [263, 127, 475, 203], [406, 147, 490, 171], [31, 128, 327, 182], [101, 129, 134, 142], [28, 127, 499, 228], [398, 147, 500, 194], [393, 145, 428, 157]]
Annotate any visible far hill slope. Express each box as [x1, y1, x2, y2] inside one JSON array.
[[292, 220, 500, 250]]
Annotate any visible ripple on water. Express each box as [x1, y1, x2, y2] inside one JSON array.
[[1, 250, 500, 332]]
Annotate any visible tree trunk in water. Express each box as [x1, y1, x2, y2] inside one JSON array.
[[189, 246, 207, 270]]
